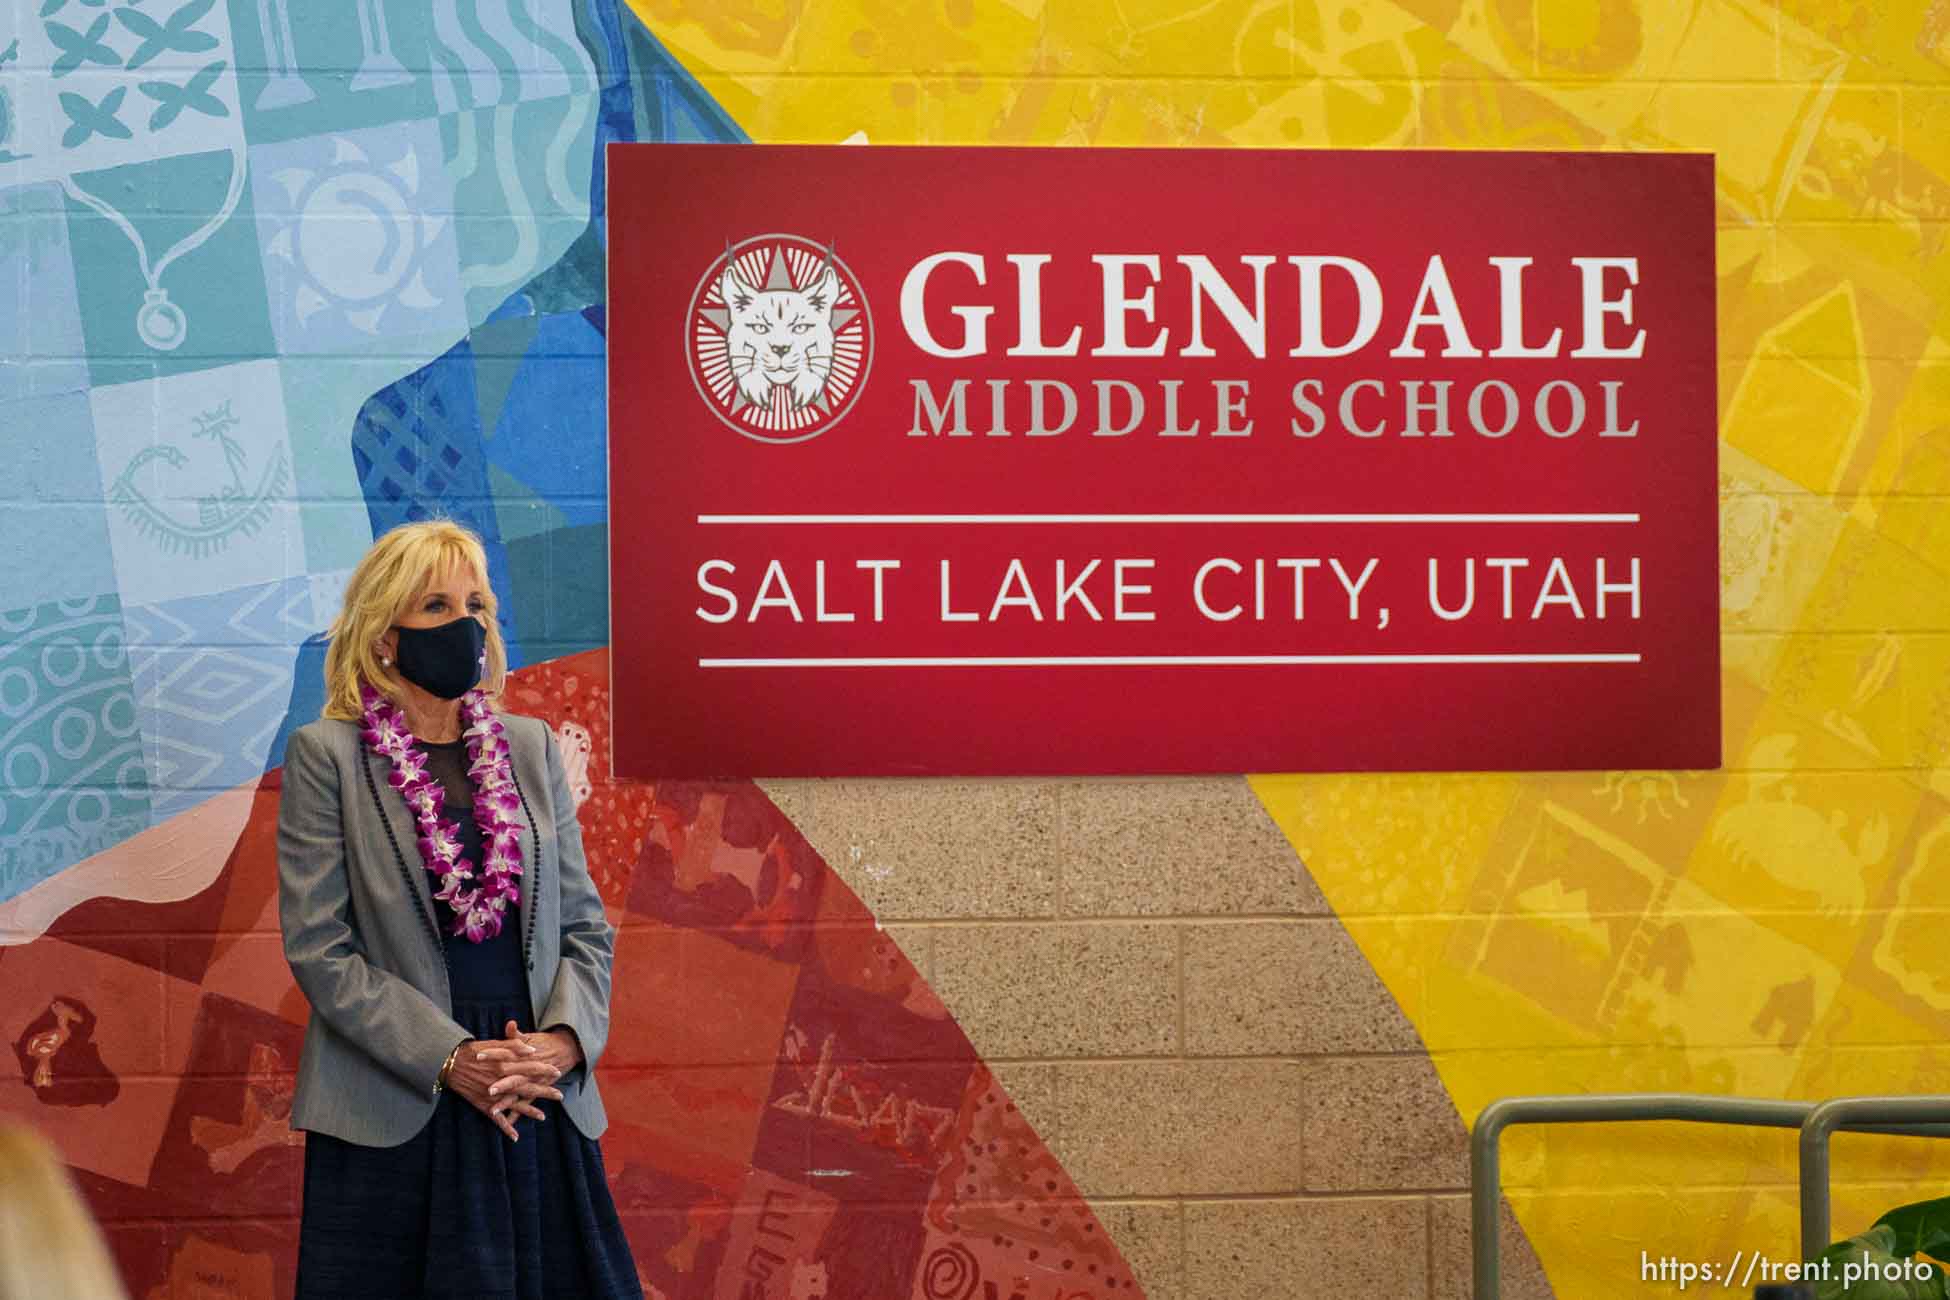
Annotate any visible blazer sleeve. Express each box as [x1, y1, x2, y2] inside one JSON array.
[[277, 726, 472, 1094], [537, 722, 616, 1074]]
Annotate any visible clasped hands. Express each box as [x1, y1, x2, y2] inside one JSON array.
[[442, 1020, 584, 1141]]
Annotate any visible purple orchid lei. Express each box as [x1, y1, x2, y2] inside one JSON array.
[[359, 683, 525, 943]]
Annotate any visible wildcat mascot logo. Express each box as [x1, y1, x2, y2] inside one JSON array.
[[686, 234, 872, 443]]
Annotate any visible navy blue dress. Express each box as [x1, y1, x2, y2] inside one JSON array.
[[294, 738, 641, 1300]]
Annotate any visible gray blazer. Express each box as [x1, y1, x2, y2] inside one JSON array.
[[276, 709, 614, 1147]]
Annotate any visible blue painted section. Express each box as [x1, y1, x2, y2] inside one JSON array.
[[486, 309, 607, 525], [0, 0, 747, 902], [121, 573, 319, 820], [0, 183, 90, 402], [0, 594, 151, 900], [0, 390, 117, 616]]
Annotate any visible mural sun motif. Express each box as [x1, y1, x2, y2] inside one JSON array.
[[262, 134, 449, 337]]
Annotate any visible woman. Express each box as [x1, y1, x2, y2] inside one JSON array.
[[0, 1123, 130, 1300], [277, 519, 640, 1299]]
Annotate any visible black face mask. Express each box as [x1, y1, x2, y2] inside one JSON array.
[[389, 615, 486, 699]]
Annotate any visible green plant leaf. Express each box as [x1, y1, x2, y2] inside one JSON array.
[[1815, 1226, 1950, 1300], [1880, 1197, 1950, 1264]]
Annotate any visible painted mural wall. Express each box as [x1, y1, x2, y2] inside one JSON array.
[[0, 0, 1946, 1297]]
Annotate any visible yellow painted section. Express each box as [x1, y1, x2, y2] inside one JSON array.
[[629, 0, 1950, 1291]]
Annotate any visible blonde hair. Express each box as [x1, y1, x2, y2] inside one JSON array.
[[0, 1124, 130, 1300], [322, 519, 508, 721]]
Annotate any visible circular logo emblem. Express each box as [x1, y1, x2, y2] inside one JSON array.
[[686, 234, 873, 444]]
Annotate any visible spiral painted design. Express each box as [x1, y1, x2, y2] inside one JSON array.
[[919, 1244, 979, 1300]]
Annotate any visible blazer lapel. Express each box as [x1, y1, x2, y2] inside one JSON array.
[[363, 745, 444, 946], [509, 720, 547, 969]]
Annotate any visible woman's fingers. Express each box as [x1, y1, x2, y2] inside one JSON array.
[[468, 1091, 520, 1139], [472, 1024, 535, 1063], [486, 1040, 536, 1056], [494, 1058, 560, 1079], [486, 1062, 561, 1095], [486, 1094, 551, 1129], [454, 1022, 559, 1139], [491, 1076, 565, 1102], [486, 1070, 560, 1096]]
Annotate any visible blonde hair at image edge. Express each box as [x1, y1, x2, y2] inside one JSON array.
[[322, 519, 510, 721], [0, 1125, 130, 1300]]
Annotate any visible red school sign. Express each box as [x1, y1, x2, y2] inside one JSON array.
[[605, 144, 1718, 778]]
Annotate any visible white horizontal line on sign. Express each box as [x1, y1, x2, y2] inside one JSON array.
[[700, 654, 1643, 667], [697, 513, 1641, 524]]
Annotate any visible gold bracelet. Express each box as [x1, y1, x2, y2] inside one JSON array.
[[434, 1041, 464, 1098]]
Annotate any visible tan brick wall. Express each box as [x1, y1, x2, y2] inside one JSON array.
[[765, 775, 1555, 1298]]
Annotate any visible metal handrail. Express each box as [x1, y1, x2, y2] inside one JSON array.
[[1473, 1095, 1810, 1300], [1472, 1094, 1950, 1299], [1800, 1096, 1950, 1261]]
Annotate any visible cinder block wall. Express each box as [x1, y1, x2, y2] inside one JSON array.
[[763, 775, 1509, 1300], [0, 1, 1945, 1297]]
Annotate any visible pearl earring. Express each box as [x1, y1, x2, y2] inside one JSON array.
[[380, 655, 392, 667]]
